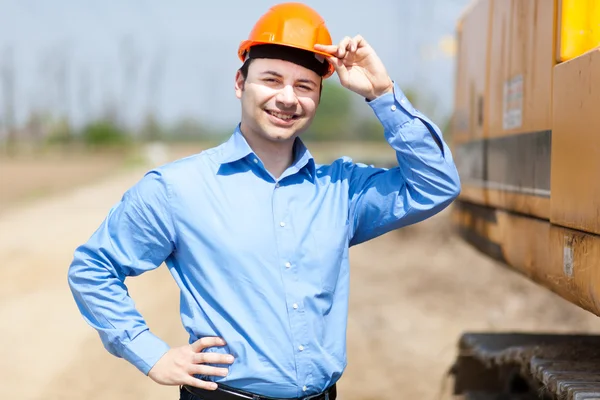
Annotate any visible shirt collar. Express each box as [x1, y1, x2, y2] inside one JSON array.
[[218, 124, 316, 180], [218, 124, 255, 165], [291, 136, 316, 180]]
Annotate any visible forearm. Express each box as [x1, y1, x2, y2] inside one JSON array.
[[68, 245, 171, 375], [368, 81, 461, 205]]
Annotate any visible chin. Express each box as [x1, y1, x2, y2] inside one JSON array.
[[264, 128, 298, 142], [261, 121, 306, 142]]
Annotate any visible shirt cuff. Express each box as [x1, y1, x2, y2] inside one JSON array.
[[366, 81, 416, 132], [121, 329, 171, 375]]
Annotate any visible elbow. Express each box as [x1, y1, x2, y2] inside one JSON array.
[[67, 245, 100, 293], [444, 160, 462, 200], [448, 171, 462, 201], [67, 253, 85, 294], [437, 169, 462, 210], [68, 244, 86, 279], [67, 254, 90, 318]]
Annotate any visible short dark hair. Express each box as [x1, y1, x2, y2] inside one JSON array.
[[239, 58, 254, 80]]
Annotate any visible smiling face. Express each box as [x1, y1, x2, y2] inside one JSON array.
[[235, 57, 322, 145]]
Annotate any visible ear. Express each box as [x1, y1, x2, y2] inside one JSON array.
[[235, 70, 245, 99]]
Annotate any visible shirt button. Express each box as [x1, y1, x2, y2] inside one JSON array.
[[285, 262, 291, 268], [275, 183, 280, 188], [391, 104, 397, 111], [293, 303, 298, 309], [253, 158, 258, 163], [302, 386, 307, 392], [280, 222, 285, 227], [298, 345, 304, 351]]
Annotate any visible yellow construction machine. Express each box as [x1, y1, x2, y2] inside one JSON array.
[[450, 1, 600, 399]]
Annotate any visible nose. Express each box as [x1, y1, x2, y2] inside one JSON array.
[[275, 85, 298, 109]]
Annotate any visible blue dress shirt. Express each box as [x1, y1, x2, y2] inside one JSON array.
[[68, 82, 461, 398]]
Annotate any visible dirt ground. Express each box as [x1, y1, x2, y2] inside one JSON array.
[[0, 150, 128, 214], [1, 147, 600, 400]]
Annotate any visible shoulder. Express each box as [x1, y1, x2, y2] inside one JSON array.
[[129, 142, 226, 200], [147, 142, 228, 182]]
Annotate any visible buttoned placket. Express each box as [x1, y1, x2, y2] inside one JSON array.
[[271, 179, 313, 396]]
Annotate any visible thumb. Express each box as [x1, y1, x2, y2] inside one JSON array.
[[190, 336, 226, 352]]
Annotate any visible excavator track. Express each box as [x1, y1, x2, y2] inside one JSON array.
[[450, 333, 600, 400]]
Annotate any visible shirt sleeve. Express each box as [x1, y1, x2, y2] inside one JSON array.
[[67, 169, 177, 375], [347, 81, 461, 246]]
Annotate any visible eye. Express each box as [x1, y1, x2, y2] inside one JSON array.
[[263, 78, 280, 84], [297, 85, 314, 91]]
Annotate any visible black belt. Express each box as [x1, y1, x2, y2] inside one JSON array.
[[181, 383, 336, 400]]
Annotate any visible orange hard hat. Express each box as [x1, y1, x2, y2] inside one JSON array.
[[238, 2, 335, 78]]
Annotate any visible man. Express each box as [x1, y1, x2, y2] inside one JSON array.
[[68, 2, 461, 400]]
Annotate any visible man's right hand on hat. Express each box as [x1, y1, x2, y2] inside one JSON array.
[[147, 336, 234, 390], [314, 35, 393, 101]]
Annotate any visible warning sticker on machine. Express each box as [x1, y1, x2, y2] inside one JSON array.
[[503, 74, 523, 130]]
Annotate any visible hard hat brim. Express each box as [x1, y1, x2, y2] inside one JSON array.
[[238, 40, 335, 79]]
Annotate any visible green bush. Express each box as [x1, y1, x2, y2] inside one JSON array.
[[82, 120, 130, 148]]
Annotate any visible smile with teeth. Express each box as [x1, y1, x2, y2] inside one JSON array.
[[266, 110, 298, 121]]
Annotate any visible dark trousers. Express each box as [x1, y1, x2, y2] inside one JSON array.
[[179, 384, 336, 400], [179, 386, 195, 400], [179, 386, 199, 400]]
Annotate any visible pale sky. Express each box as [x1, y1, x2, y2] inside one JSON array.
[[0, 0, 470, 132]]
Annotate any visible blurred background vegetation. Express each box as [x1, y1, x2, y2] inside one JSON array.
[[2, 70, 451, 209], [0, 78, 450, 157]]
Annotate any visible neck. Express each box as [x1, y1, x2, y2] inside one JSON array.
[[239, 124, 296, 179]]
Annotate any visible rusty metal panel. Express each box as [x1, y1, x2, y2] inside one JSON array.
[[453, 0, 493, 146], [528, 0, 557, 131], [458, 185, 550, 219], [549, 225, 600, 313], [551, 47, 600, 235], [488, 0, 512, 137], [488, 0, 556, 137], [454, 128, 551, 219], [453, 201, 600, 317], [455, 0, 556, 217]]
